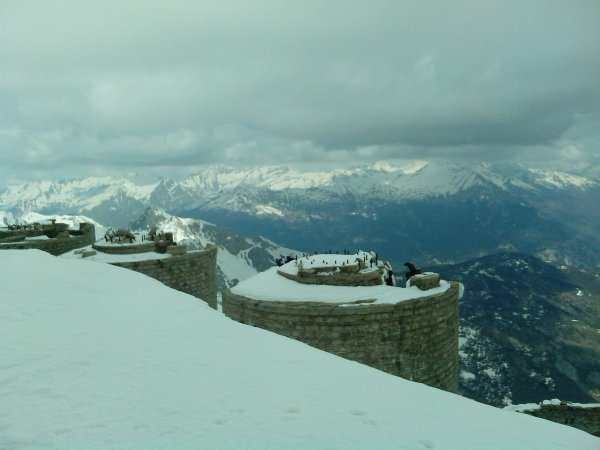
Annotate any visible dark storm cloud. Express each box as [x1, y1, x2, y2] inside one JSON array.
[[0, 0, 598, 184]]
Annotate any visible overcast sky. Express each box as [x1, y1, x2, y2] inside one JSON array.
[[1, 0, 599, 185]]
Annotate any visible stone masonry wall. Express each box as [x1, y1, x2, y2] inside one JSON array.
[[111, 244, 218, 309], [521, 405, 600, 437], [222, 281, 460, 392], [0, 223, 96, 256]]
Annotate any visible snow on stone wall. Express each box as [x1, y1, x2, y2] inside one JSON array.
[[508, 401, 600, 437]]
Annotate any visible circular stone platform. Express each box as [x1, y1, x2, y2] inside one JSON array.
[[222, 251, 460, 392]]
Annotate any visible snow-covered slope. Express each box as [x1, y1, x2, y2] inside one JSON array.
[[1, 249, 597, 449], [527, 168, 596, 189]]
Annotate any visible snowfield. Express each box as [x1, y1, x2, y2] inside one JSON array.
[[1, 250, 598, 449]]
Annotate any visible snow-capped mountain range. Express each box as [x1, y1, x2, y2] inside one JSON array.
[[0, 161, 596, 213], [1, 161, 599, 269], [0, 161, 599, 214]]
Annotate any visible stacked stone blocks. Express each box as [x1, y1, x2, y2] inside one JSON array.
[[520, 404, 600, 437]]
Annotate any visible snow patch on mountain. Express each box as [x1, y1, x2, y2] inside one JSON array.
[[459, 324, 513, 406], [255, 204, 285, 217], [370, 160, 428, 174], [528, 169, 595, 189], [1, 161, 597, 236]]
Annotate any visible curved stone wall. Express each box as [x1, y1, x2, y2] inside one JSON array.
[[0, 223, 96, 256], [110, 244, 218, 309], [222, 281, 460, 392]]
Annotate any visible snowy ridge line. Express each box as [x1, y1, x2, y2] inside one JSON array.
[[1, 161, 597, 216]]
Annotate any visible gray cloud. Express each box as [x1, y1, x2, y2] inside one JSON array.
[[0, 0, 599, 184]]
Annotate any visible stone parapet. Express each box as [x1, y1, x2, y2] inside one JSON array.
[[0, 223, 96, 256], [516, 403, 600, 437], [409, 273, 441, 291]]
